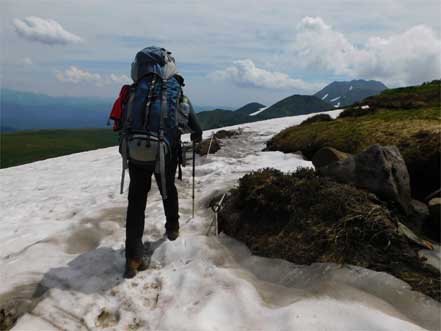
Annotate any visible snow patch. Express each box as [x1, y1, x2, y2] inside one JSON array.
[[2, 108, 440, 331], [321, 93, 328, 100], [334, 102, 341, 108], [349, 85, 353, 91], [361, 105, 370, 109], [330, 96, 341, 102], [249, 106, 268, 116]]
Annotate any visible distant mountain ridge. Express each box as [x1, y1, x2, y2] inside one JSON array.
[[193, 105, 234, 113], [1, 89, 113, 131], [2, 79, 387, 132], [0, 88, 230, 131], [197, 79, 387, 130], [196, 103, 266, 130], [197, 95, 331, 130], [314, 80, 387, 108], [254, 95, 330, 120]]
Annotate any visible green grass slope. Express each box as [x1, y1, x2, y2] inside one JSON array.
[[234, 102, 266, 115], [1, 128, 118, 168], [197, 102, 265, 130], [196, 109, 237, 130], [267, 80, 441, 199], [254, 95, 330, 120]]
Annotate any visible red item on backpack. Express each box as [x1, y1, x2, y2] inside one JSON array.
[[110, 85, 131, 131]]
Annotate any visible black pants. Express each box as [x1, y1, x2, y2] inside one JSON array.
[[125, 152, 179, 260]]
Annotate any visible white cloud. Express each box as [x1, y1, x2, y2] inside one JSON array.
[[210, 59, 322, 92], [108, 73, 132, 84], [22, 57, 33, 65], [292, 16, 441, 86], [55, 66, 131, 86], [56, 66, 100, 83], [13, 16, 83, 45]]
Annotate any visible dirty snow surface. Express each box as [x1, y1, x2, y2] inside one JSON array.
[[1, 109, 440, 331]]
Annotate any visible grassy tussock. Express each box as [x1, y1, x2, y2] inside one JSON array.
[[219, 168, 440, 301]]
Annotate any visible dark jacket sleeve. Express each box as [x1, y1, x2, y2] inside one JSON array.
[[187, 98, 203, 141]]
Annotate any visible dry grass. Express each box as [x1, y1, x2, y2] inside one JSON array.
[[219, 168, 440, 301]]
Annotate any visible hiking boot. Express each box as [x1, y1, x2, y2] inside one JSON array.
[[166, 229, 179, 241], [123, 257, 148, 279]]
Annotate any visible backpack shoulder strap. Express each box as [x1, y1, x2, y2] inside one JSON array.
[[143, 75, 158, 130], [157, 78, 169, 200], [160, 78, 168, 129]]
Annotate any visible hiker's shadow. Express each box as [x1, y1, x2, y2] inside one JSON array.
[[34, 238, 166, 297]]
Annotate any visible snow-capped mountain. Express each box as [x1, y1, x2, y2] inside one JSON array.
[[314, 80, 387, 108], [1, 109, 439, 331]]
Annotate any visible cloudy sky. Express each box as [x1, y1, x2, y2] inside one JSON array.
[[1, 0, 440, 107]]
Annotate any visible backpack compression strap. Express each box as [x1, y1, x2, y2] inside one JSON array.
[[157, 78, 168, 200], [143, 75, 157, 130]]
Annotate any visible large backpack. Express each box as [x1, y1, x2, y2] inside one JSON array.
[[110, 47, 192, 199]]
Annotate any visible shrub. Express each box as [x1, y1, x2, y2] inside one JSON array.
[[300, 114, 333, 125]]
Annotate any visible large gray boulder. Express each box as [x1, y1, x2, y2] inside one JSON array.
[[312, 147, 351, 169], [428, 198, 441, 224], [318, 144, 412, 213], [408, 199, 429, 232], [426, 198, 441, 241]]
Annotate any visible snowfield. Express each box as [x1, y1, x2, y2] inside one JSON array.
[[1, 110, 440, 331], [249, 106, 268, 117]]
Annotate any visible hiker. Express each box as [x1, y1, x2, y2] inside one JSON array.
[[109, 47, 202, 278]]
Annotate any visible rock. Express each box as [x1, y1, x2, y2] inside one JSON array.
[[425, 189, 441, 201], [214, 129, 242, 139], [312, 147, 350, 169], [424, 198, 441, 242], [397, 221, 433, 250], [195, 136, 220, 155], [398, 130, 441, 200], [319, 144, 411, 213], [408, 199, 429, 232]]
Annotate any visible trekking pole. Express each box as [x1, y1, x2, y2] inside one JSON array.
[[206, 132, 215, 157], [192, 141, 196, 218], [207, 193, 226, 236]]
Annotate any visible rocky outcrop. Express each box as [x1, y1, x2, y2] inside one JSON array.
[[214, 129, 242, 139], [312, 147, 350, 169], [408, 199, 430, 232], [195, 136, 220, 156], [195, 129, 242, 156], [318, 145, 411, 213], [427, 198, 441, 241]]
